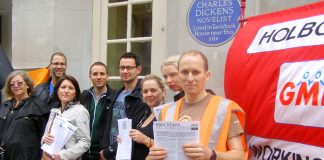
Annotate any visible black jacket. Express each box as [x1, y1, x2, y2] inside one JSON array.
[[34, 77, 60, 108], [173, 91, 185, 101], [80, 85, 117, 152], [102, 80, 150, 159], [0, 96, 50, 160]]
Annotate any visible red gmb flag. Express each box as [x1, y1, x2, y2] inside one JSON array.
[[225, 1, 324, 159]]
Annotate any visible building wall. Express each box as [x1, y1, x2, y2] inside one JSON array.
[[164, 0, 319, 96], [12, 0, 55, 68], [1, 0, 320, 94], [11, 0, 92, 90]]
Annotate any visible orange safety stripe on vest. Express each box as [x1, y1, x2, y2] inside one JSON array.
[[161, 95, 248, 159]]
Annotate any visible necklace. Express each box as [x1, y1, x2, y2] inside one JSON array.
[[136, 111, 154, 128], [178, 93, 209, 122], [178, 106, 199, 122]]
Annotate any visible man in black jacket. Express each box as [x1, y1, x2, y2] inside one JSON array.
[[100, 52, 150, 160], [81, 62, 116, 160], [34, 52, 67, 108]]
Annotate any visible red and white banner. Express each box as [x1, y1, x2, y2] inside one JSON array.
[[225, 1, 324, 159]]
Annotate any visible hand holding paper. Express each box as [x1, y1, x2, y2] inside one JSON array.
[[153, 121, 200, 160], [116, 118, 132, 160], [41, 115, 77, 156], [42, 134, 54, 144]]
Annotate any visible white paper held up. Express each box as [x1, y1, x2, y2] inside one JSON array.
[[153, 121, 200, 160], [116, 118, 132, 160], [41, 115, 77, 155]]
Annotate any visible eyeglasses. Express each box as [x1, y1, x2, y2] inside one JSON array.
[[119, 66, 137, 71], [9, 81, 24, 88], [51, 62, 66, 66]]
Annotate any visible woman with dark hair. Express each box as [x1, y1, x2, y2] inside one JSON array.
[[42, 75, 90, 160], [0, 71, 49, 160]]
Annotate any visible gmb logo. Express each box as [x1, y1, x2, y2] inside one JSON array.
[[279, 70, 324, 107]]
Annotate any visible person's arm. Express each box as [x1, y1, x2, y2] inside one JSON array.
[[41, 111, 56, 144], [182, 135, 243, 160], [101, 139, 117, 159], [147, 146, 168, 160], [42, 134, 56, 159], [58, 107, 91, 160], [37, 113, 50, 140], [214, 135, 243, 160], [99, 150, 106, 160], [129, 129, 153, 148], [42, 134, 54, 145], [99, 100, 116, 159]]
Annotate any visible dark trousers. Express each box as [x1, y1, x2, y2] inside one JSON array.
[[82, 151, 100, 160]]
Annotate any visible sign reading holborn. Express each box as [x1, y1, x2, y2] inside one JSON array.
[[187, 0, 241, 46]]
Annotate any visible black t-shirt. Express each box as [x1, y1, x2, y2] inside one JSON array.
[[132, 118, 155, 160]]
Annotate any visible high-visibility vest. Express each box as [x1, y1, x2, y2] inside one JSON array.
[[161, 95, 248, 159]]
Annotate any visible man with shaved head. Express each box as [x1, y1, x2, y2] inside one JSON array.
[[149, 50, 247, 160]]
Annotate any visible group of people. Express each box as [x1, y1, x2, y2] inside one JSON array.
[[0, 50, 247, 160]]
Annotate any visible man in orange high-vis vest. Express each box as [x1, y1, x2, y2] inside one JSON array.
[[148, 50, 248, 160]]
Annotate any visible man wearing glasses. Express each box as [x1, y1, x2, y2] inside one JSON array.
[[100, 52, 150, 160], [34, 52, 67, 108]]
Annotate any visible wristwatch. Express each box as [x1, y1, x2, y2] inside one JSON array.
[[210, 149, 217, 160]]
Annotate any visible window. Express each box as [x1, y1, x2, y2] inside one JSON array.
[[106, 0, 152, 88], [92, 0, 166, 89]]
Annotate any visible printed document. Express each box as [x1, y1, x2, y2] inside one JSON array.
[[153, 121, 200, 160], [41, 115, 77, 155], [116, 118, 132, 160]]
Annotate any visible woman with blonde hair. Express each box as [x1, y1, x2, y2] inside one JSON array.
[[0, 71, 49, 160], [161, 55, 184, 101], [161, 55, 215, 101], [118, 74, 166, 160]]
